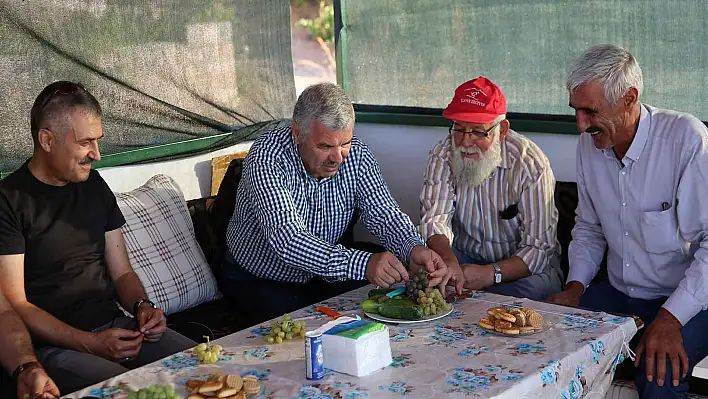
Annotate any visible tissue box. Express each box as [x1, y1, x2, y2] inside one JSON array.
[[322, 320, 392, 377]]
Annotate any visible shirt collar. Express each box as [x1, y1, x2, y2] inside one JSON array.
[[498, 136, 512, 169], [602, 104, 650, 162], [624, 104, 650, 162]]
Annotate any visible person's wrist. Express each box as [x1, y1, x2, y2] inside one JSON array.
[[133, 298, 155, 316], [658, 307, 682, 328], [483, 264, 495, 287], [565, 281, 585, 296], [12, 360, 43, 382]]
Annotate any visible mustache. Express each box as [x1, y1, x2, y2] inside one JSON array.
[[322, 161, 339, 167], [79, 158, 94, 165], [585, 126, 602, 134]]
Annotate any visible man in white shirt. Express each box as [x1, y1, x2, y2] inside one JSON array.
[[548, 44, 708, 398], [419, 76, 562, 300]]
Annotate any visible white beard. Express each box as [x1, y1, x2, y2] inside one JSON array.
[[450, 133, 502, 188]]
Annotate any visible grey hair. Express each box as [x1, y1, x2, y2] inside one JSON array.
[[566, 44, 643, 106], [292, 82, 354, 137]]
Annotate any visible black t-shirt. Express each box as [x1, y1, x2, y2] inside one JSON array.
[[0, 161, 126, 332]]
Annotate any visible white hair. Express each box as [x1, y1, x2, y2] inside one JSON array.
[[566, 44, 643, 106], [449, 114, 505, 188], [292, 82, 354, 137]]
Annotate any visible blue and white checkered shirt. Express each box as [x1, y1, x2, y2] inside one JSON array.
[[225, 125, 424, 283]]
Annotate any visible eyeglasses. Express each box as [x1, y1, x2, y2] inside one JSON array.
[[449, 120, 501, 140], [40, 82, 86, 108]]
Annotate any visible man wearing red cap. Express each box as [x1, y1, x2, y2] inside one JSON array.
[[419, 76, 562, 300]]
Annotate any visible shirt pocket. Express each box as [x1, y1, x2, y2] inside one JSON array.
[[640, 209, 682, 254]]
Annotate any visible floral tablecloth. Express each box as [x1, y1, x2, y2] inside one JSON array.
[[66, 287, 637, 399]]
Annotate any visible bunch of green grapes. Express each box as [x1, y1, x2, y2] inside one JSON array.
[[405, 267, 429, 298], [265, 313, 306, 344], [193, 335, 222, 364], [126, 384, 182, 399], [416, 288, 452, 316]]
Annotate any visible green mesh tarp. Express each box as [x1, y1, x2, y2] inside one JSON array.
[[339, 0, 708, 120], [0, 0, 296, 171]]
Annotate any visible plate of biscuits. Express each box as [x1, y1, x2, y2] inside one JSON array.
[[186, 373, 262, 399], [478, 306, 557, 336]]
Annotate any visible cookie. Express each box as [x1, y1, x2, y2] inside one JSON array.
[[186, 380, 204, 392], [527, 311, 544, 328], [509, 308, 526, 327], [188, 394, 206, 399], [500, 327, 519, 335], [479, 318, 495, 330], [519, 326, 537, 334], [242, 375, 258, 382], [225, 374, 243, 391], [217, 387, 239, 398], [494, 310, 517, 323], [242, 379, 261, 395], [487, 307, 505, 318], [199, 381, 223, 393], [494, 319, 513, 330]]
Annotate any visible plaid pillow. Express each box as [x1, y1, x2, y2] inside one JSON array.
[[115, 174, 221, 315]]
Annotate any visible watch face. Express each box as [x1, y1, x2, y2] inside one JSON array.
[[495, 273, 502, 284]]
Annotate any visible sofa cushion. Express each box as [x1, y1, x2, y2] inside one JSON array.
[[115, 174, 221, 315]]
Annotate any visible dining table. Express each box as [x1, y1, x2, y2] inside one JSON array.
[[65, 286, 639, 398]]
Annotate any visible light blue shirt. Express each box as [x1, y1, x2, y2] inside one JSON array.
[[568, 104, 708, 325]]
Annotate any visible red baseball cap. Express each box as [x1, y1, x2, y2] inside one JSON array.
[[442, 76, 507, 124]]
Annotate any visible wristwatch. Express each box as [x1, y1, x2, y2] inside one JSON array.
[[491, 263, 502, 285], [12, 361, 43, 381], [133, 298, 156, 316]]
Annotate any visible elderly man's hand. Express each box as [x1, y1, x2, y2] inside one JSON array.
[[409, 245, 448, 293], [546, 281, 584, 307], [16, 363, 60, 399], [634, 308, 688, 388]]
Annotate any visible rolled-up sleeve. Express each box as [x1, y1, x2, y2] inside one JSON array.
[[663, 128, 708, 326], [513, 166, 559, 275], [419, 142, 456, 244], [567, 143, 607, 288]]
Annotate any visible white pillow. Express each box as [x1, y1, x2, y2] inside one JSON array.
[[115, 174, 221, 315]]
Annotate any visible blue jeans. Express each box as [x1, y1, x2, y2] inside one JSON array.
[[579, 281, 708, 398], [453, 249, 563, 301]]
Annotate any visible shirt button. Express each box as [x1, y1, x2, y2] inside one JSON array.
[[622, 202, 626, 206], [630, 287, 634, 292], [621, 171, 626, 175], [625, 263, 630, 267], [624, 232, 629, 236]]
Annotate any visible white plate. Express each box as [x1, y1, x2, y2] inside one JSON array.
[[364, 304, 454, 324]]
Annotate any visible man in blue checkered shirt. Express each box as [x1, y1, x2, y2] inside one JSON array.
[[220, 83, 449, 324]]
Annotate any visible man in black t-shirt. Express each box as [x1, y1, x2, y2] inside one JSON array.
[[0, 81, 195, 394]]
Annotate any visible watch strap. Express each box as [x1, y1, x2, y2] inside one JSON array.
[[12, 361, 43, 381], [133, 298, 156, 316], [492, 263, 502, 284]]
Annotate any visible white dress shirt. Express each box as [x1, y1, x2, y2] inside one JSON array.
[[568, 104, 708, 325]]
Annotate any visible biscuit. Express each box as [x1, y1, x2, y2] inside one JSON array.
[[188, 394, 206, 399], [242, 379, 260, 395], [501, 328, 519, 335], [494, 310, 517, 323], [494, 319, 513, 329], [527, 311, 544, 328], [242, 375, 258, 382], [225, 374, 243, 391], [209, 374, 226, 383], [186, 380, 204, 392], [519, 326, 537, 334], [509, 308, 526, 327], [199, 381, 223, 393], [217, 387, 239, 398], [479, 318, 495, 330], [201, 393, 217, 398], [487, 307, 505, 318]]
